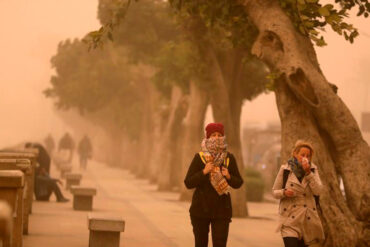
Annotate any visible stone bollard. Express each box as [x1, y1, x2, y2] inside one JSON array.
[[71, 186, 97, 211], [0, 170, 24, 247], [60, 165, 72, 179], [87, 214, 125, 247], [65, 173, 82, 190], [0, 201, 12, 247], [0, 151, 37, 215], [0, 159, 32, 235]]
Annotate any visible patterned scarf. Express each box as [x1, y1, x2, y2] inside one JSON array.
[[288, 157, 305, 182], [201, 137, 229, 195]]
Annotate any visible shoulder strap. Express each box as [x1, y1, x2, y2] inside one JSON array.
[[282, 169, 290, 189], [309, 168, 321, 210], [223, 156, 230, 168], [282, 166, 321, 211], [198, 152, 206, 164], [282, 167, 315, 188], [198, 152, 230, 167]]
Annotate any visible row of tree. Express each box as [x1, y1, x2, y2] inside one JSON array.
[[45, 0, 370, 246]]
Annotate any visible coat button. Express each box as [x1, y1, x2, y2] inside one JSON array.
[[291, 184, 294, 187], [313, 208, 316, 211], [292, 216, 295, 219], [284, 208, 287, 211], [307, 217, 311, 220], [303, 193, 306, 196], [293, 205, 296, 208], [304, 204, 307, 207]]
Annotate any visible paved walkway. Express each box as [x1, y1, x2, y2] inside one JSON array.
[[24, 159, 283, 247]]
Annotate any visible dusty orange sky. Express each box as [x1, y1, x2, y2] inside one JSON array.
[[0, 0, 100, 147], [0, 1, 369, 147]]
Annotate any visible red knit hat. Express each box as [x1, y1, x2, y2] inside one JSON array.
[[205, 123, 224, 138]]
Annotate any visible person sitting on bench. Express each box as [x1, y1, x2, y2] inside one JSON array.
[[25, 142, 69, 203]]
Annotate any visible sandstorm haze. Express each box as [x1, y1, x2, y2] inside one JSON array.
[[0, 1, 369, 247], [0, 0, 99, 147], [0, 0, 369, 147]]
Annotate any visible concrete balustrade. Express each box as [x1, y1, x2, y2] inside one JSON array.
[[0, 170, 25, 247], [0, 159, 32, 235], [0, 201, 12, 247], [0, 151, 37, 214]]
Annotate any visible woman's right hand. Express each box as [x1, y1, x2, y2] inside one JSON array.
[[284, 189, 295, 197], [203, 162, 214, 175]]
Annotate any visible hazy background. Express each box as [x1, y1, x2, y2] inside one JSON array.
[[0, 0, 369, 147]]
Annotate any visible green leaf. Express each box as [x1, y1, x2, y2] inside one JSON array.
[[315, 36, 327, 46], [309, 29, 319, 35], [357, 5, 365, 16], [326, 13, 341, 24], [88, 31, 101, 37], [366, 3, 370, 11], [324, 4, 334, 10], [297, 4, 306, 11], [304, 21, 314, 28], [300, 15, 309, 20], [299, 24, 307, 35], [344, 31, 349, 40], [318, 7, 330, 17], [349, 35, 354, 43]]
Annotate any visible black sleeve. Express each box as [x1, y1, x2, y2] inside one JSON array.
[[184, 153, 208, 189], [226, 153, 244, 189]]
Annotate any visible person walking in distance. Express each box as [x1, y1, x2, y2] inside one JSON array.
[[78, 135, 93, 170], [58, 132, 75, 163]]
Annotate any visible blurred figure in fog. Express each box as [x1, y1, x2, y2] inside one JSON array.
[[26, 142, 51, 173], [78, 135, 93, 170], [25, 143, 69, 203], [58, 132, 75, 163], [44, 134, 55, 157], [184, 123, 243, 247], [272, 140, 324, 247]]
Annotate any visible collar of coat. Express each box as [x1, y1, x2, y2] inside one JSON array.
[[281, 163, 317, 190]]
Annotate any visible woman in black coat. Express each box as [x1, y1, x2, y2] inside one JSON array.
[[184, 123, 243, 247]]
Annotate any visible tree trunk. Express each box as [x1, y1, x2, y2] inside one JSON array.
[[136, 77, 157, 179], [275, 77, 358, 247], [179, 80, 209, 201], [157, 86, 187, 191], [148, 109, 165, 184], [168, 94, 189, 189], [208, 47, 248, 217], [244, 0, 370, 245]]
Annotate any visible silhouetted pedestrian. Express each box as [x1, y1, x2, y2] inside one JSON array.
[[78, 135, 93, 170]]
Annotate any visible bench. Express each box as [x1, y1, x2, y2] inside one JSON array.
[[0, 170, 25, 247], [0, 201, 12, 247], [0, 151, 37, 214], [65, 173, 82, 190], [70, 186, 97, 211], [87, 214, 125, 247], [0, 159, 32, 235]]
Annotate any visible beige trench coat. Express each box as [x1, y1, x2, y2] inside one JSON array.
[[272, 163, 325, 245]]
